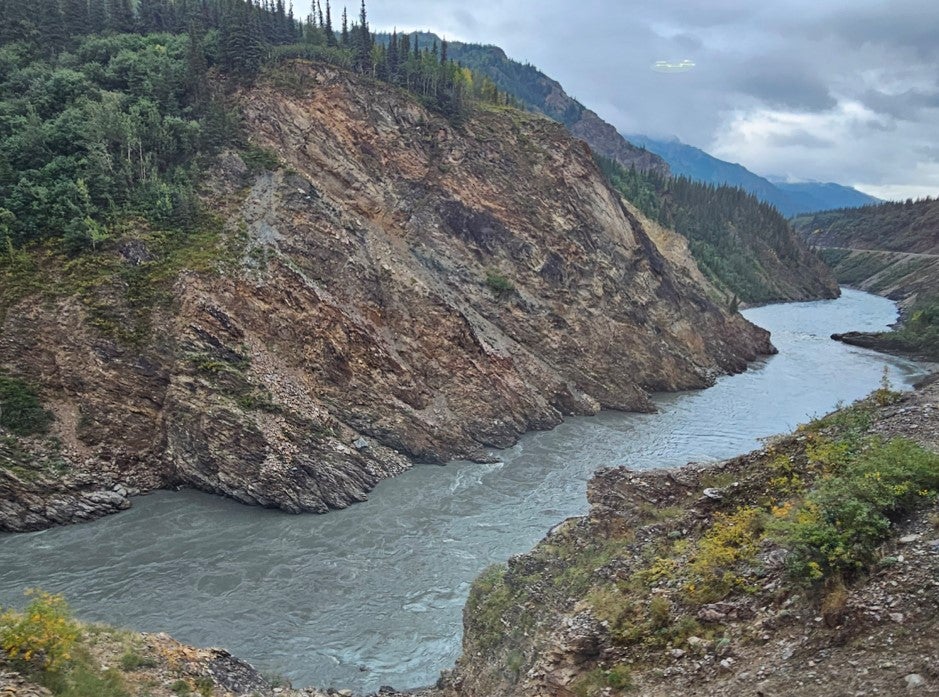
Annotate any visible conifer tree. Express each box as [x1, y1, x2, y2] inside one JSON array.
[[353, 0, 370, 73], [340, 6, 348, 45], [440, 37, 447, 64], [41, 0, 69, 53], [324, 0, 336, 45], [387, 28, 398, 80], [185, 20, 209, 108], [108, 0, 134, 33], [63, 0, 90, 35], [88, 0, 107, 33]]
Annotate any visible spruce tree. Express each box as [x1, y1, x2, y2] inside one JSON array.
[[340, 6, 348, 45], [386, 28, 398, 80], [353, 0, 370, 72], [186, 20, 209, 108], [324, 0, 336, 46], [440, 37, 447, 64], [108, 0, 134, 33], [41, 0, 69, 53], [87, 0, 107, 33], [63, 0, 90, 35]]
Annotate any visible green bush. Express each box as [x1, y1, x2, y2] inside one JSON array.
[[781, 437, 939, 580], [0, 374, 53, 436], [485, 270, 514, 298], [118, 651, 157, 671]]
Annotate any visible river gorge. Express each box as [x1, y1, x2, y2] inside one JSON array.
[[0, 288, 933, 693]]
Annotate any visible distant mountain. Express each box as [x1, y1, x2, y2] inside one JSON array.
[[376, 33, 669, 175], [626, 135, 880, 217]]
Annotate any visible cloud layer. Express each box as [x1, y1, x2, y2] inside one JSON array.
[[360, 0, 939, 199]]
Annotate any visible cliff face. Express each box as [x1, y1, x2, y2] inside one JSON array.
[[0, 61, 773, 531]]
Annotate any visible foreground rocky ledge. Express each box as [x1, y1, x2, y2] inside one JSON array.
[[438, 375, 939, 697]]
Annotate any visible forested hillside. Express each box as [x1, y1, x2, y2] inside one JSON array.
[[794, 198, 939, 360], [599, 158, 839, 304], [0, 0, 513, 255], [793, 197, 939, 255]]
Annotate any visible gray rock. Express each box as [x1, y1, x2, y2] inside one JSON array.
[[905, 673, 926, 689]]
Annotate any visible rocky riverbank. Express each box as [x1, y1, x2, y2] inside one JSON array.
[[437, 375, 939, 697]]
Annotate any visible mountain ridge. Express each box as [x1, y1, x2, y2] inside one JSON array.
[[627, 135, 881, 216]]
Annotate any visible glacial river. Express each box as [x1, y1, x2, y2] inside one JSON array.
[[0, 289, 933, 692]]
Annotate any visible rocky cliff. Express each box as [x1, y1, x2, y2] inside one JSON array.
[[0, 61, 773, 532]]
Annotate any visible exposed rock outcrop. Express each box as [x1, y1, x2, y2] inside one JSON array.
[[0, 61, 773, 532]]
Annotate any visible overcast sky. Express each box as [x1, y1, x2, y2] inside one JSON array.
[[358, 0, 939, 200]]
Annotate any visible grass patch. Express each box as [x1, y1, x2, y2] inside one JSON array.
[[241, 144, 282, 175], [485, 270, 515, 298], [570, 664, 633, 696]]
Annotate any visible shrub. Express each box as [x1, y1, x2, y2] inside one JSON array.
[[685, 507, 764, 603], [0, 590, 80, 672], [0, 374, 53, 436], [485, 270, 514, 298], [781, 437, 939, 581], [118, 650, 157, 671]]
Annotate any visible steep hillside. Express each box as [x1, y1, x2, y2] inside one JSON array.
[[793, 198, 939, 255], [0, 61, 774, 532], [599, 160, 840, 305], [628, 135, 880, 217], [383, 34, 669, 176], [793, 198, 939, 360]]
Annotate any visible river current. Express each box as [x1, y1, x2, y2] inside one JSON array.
[[0, 289, 933, 691]]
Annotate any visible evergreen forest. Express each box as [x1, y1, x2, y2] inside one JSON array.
[[598, 157, 828, 304]]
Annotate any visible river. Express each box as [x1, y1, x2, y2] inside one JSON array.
[[0, 288, 933, 692]]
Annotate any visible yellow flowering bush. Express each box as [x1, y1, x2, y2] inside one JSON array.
[[0, 590, 80, 672]]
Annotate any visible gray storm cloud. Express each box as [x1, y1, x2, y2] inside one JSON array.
[[358, 0, 939, 198]]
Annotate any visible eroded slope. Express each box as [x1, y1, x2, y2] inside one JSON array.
[[0, 62, 772, 531]]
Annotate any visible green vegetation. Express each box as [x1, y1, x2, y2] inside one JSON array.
[[465, 564, 514, 652], [118, 651, 157, 671], [780, 437, 939, 580], [846, 295, 939, 361], [484, 270, 514, 298], [793, 196, 939, 255], [0, 374, 53, 436], [571, 664, 633, 696], [597, 156, 831, 303], [0, 0, 512, 266], [0, 591, 130, 697], [0, 590, 80, 672]]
